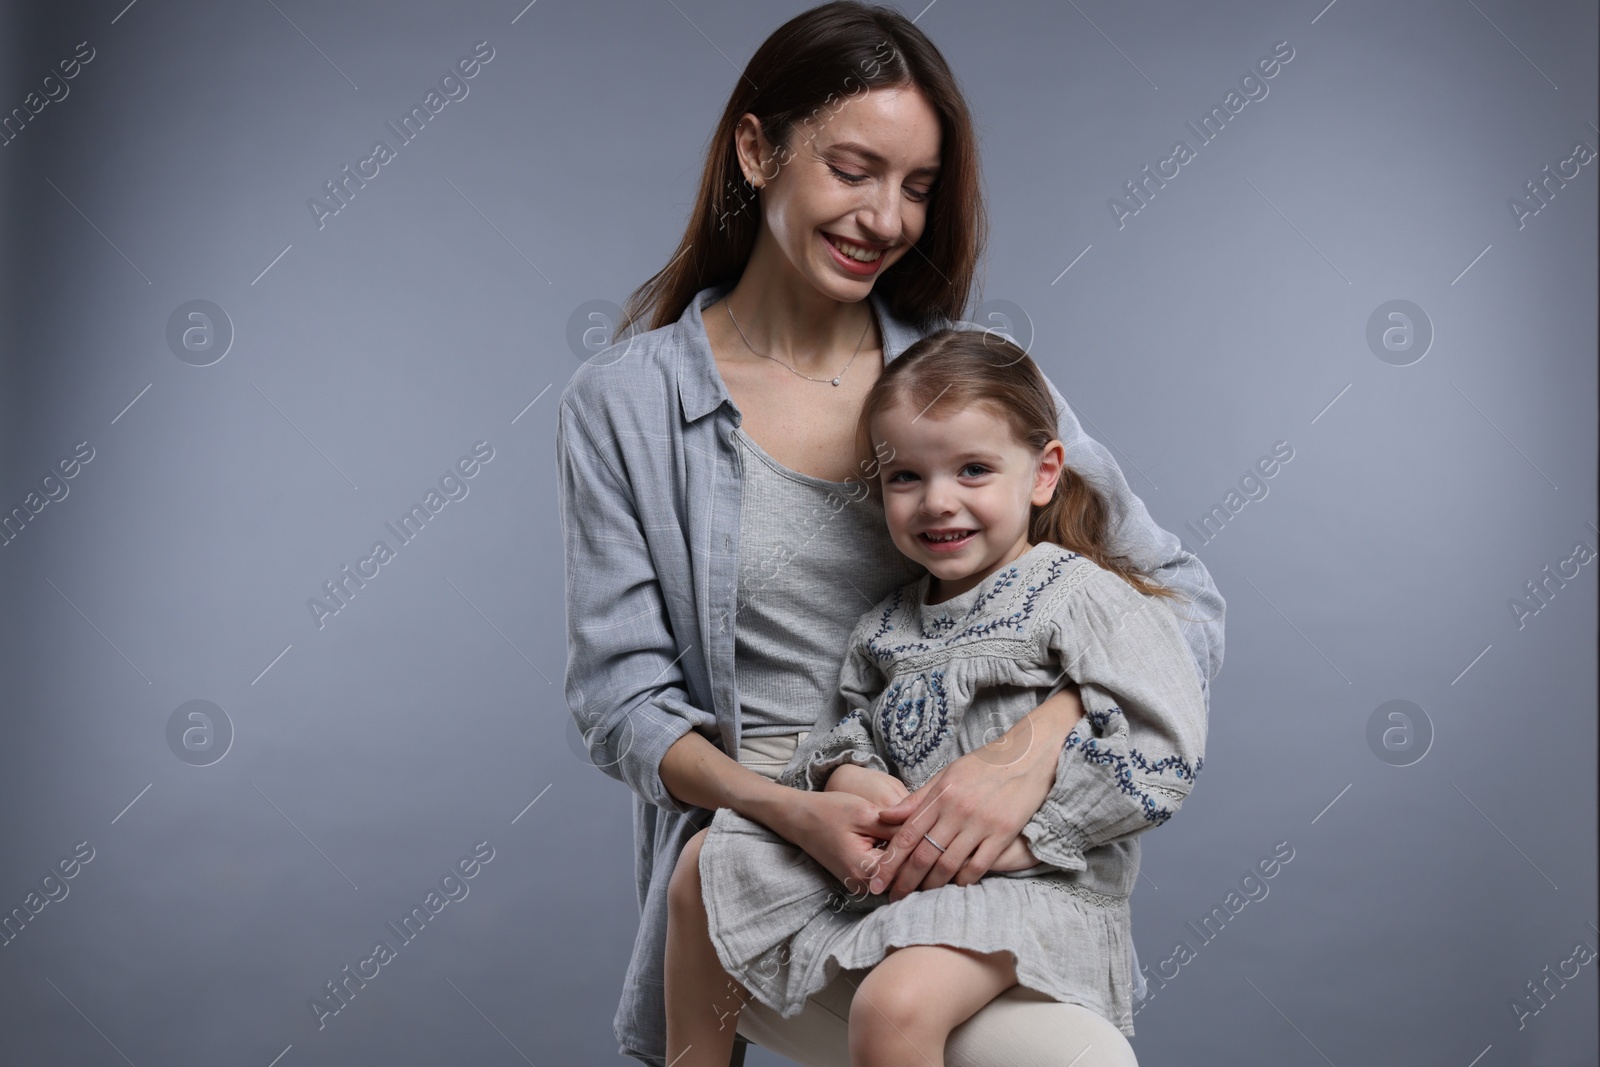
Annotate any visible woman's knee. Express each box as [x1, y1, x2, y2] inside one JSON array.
[[667, 826, 711, 914]]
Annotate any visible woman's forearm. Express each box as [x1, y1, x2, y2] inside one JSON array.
[[658, 728, 797, 829], [1005, 684, 1084, 788]]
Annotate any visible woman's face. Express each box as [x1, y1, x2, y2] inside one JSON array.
[[870, 397, 1064, 604], [735, 85, 941, 303]]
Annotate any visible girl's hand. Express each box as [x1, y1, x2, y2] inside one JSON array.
[[987, 834, 1040, 872], [824, 764, 911, 809], [759, 787, 904, 898], [867, 686, 1084, 902]]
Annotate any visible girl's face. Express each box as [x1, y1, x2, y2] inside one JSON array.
[[871, 397, 1065, 604], [734, 85, 941, 303]]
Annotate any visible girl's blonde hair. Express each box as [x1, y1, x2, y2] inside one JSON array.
[[857, 328, 1177, 600]]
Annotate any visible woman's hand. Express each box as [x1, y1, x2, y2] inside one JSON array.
[[867, 685, 1084, 901], [665, 732, 904, 898]]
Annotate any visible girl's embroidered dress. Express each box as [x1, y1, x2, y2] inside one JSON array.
[[697, 541, 1208, 1036]]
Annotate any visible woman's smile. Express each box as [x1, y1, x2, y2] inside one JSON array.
[[822, 231, 886, 275]]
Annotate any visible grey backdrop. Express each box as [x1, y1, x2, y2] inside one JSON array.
[[1, 1, 1595, 1065]]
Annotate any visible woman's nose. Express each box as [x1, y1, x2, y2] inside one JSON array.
[[857, 183, 902, 245]]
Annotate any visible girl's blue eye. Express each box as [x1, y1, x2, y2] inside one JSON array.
[[961, 463, 989, 477], [886, 470, 916, 483]]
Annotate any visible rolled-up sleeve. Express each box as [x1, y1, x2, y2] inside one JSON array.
[[1040, 374, 1225, 690], [555, 391, 715, 815]]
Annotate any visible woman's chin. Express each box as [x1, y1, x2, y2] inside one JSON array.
[[807, 269, 875, 302]]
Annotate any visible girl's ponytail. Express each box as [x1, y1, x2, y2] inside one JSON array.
[[1030, 460, 1175, 600]]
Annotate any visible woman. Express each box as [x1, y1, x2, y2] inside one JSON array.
[[556, 4, 1225, 1065]]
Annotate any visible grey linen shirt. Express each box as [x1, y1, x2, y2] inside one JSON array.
[[555, 281, 1226, 1066]]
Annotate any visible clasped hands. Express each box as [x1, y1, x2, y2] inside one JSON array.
[[824, 762, 1042, 902], [777, 686, 1082, 905]]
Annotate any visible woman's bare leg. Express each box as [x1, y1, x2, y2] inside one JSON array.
[[847, 944, 1018, 1067], [666, 827, 754, 1067]]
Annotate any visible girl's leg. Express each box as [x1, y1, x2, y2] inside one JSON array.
[[738, 967, 1139, 1067], [666, 827, 754, 1067], [847, 944, 1018, 1067]]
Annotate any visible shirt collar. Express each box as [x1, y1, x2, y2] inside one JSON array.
[[676, 281, 927, 424]]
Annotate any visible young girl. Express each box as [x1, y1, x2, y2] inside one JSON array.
[[665, 328, 1209, 1067]]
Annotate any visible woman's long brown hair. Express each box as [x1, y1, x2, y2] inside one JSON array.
[[857, 329, 1179, 600], [617, 1, 987, 336]]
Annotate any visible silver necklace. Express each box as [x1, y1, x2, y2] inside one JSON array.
[[724, 300, 871, 386]]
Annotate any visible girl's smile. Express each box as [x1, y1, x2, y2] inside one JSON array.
[[916, 527, 978, 552]]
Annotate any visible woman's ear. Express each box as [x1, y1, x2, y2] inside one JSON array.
[[733, 114, 762, 186], [733, 113, 778, 188], [1032, 440, 1067, 506]]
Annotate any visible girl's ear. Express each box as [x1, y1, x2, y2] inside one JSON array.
[[1032, 440, 1067, 507]]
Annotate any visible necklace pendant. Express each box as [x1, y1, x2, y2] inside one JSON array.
[[831, 376, 841, 386]]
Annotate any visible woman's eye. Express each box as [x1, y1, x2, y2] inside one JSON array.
[[830, 163, 931, 203]]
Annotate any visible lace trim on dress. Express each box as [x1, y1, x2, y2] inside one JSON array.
[[1026, 878, 1129, 909]]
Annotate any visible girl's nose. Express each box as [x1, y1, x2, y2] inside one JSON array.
[[921, 479, 957, 515]]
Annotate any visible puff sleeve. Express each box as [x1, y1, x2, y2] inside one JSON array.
[[1017, 567, 1209, 872], [776, 634, 892, 792]]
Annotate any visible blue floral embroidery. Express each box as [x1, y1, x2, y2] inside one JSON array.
[[877, 669, 951, 769], [963, 568, 1017, 619], [1062, 705, 1201, 825], [1128, 749, 1201, 781], [866, 549, 1081, 661], [1084, 706, 1121, 732], [865, 591, 908, 664]]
